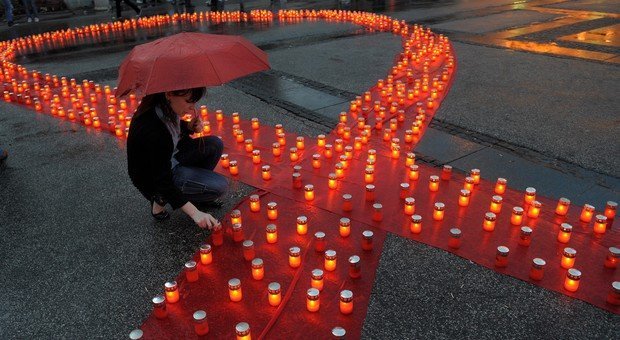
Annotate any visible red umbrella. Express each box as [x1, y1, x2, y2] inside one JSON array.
[[116, 32, 270, 97]]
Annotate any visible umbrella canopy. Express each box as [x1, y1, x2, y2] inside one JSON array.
[[116, 32, 270, 97]]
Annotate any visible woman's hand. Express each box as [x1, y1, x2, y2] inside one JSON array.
[[192, 210, 220, 229], [189, 116, 202, 133]]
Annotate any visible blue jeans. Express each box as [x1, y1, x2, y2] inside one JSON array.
[[172, 136, 227, 203], [21, 0, 38, 19], [3, 0, 13, 22]]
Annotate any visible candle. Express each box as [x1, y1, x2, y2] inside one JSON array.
[[288, 147, 298, 162], [314, 232, 326, 252], [328, 173, 338, 190], [433, 202, 445, 221], [249, 258, 264, 280], [405, 130, 414, 143], [277, 133, 286, 146], [267, 202, 278, 220], [306, 288, 320, 312], [164, 281, 179, 303], [464, 177, 474, 191], [152, 295, 167, 319], [335, 139, 344, 152], [317, 134, 326, 147], [404, 197, 416, 215], [332, 327, 346, 339], [211, 224, 224, 246], [400, 183, 410, 199], [266, 224, 278, 244], [593, 215, 607, 234], [236, 130, 245, 143], [495, 178, 507, 195], [564, 268, 581, 292], [519, 226, 533, 246], [339, 290, 354, 315], [304, 184, 315, 201], [470, 169, 480, 184], [335, 163, 344, 179], [483, 212, 496, 232], [250, 117, 259, 130], [129, 329, 142, 339], [511, 207, 524, 225], [458, 189, 471, 207], [312, 154, 321, 169], [245, 139, 254, 153], [288, 247, 301, 268], [410, 215, 422, 234], [272, 142, 282, 157], [561, 248, 577, 269], [605, 201, 617, 220], [354, 137, 362, 150], [490, 195, 503, 214], [242, 240, 255, 261], [391, 145, 400, 159], [364, 168, 374, 184], [557, 223, 572, 243], [358, 230, 373, 251], [580, 204, 595, 223], [249, 194, 260, 212], [372, 203, 383, 222], [232, 223, 244, 242], [406, 152, 416, 166], [428, 175, 439, 192], [342, 194, 353, 212], [527, 201, 542, 218], [200, 244, 213, 265], [524, 187, 536, 205], [193, 310, 209, 336], [604, 247, 620, 269], [220, 154, 230, 168], [368, 149, 376, 161], [324, 144, 333, 158], [529, 258, 546, 281], [555, 197, 570, 216], [339, 218, 351, 237], [296, 216, 308, 235], [185, 260, 199, 282], [235, 322, 251, 340], [448, 228, 461, 249], [311, 269, 324, 291], [268, 282, 282, 307], [275, 124, 284, 135], [607, 282, 620, 305], [324, 250, 337, 271], [260, 165, 271, 181], [230, 209, 242, 225], [229, 160, 239, 176], [441, 165, 452, 181], [495, 246, 509, 268], [365, 184, 376, 202]]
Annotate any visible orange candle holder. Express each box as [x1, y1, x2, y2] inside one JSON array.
[[372, 203, 383, 222], [251, 258, 264, 280], [342, 194, 353, 212], [339, 290, 354, 315], [495, 178, 507, 195], [557, 223, 572, 243], [193, 310, 209, 336], [470, 169, 480, 184], [324, 144, 333, 159], [561, 247, 577, 269], [304, 184, 315, 201], [593, 215, 607, 234], [235, 322, 250, 340], [266, 224, 278, 244], [261, 165, 271, 181], [406, 152, 416, 166], [495, 246, 509, 268], [511, 207, 524, 225], [339, 217, 351, 237], [441, 165, 452, 181], [235, 130, 245, 143], [448, 228, 461, 249], [314, 232, 326, 253], [242, 240, 255, 262], [185, 261, 199, 283], [555, 197, 570, 216], [152, 295, 167, 319], [289, 247, 301, 268], [527, 201, 542, 218], [604, 247, 620, 269], [317, 134, 326, 147], [361, 230, 374, 251], [249, 194, 260, 212], [230, 209, 242, 225], [306, 288, 320, 312], [605, 201, 617, 220], [211, 224, 224, 246], [483, 212, 496, 232], [428, 175, 439, 192], [244, 139, 254, 153], [490, 195, 503, 214], [606, 282, 620, 305], [458, 189, 471, 207], [464, 177, 474, 191], [365, 184, 375, 202], [335, 163, 344, 179], [289, 147, 299, 162], [400, 183, 410, 199], [229, 160, 239, 176], [324, 250, 337, 271], [564, 268, 581, 292], [199, 244, 213, 265], [580, 204, 595, 223], [312, 154, 321, 169], [404, 197, 416, 215], [164, 281, 180, 303], [529, 258, 546, 281], [328, 173, 338, 190], [272, 142, 282, 157], [232, 223, 244, 243], [296, 216, 308, 235], [268, 282, 282, 307], [364, 168, 375, 184], [519, 227, 533, 246], [433, 202, 445, 221], [524, 187, 536, 205], [311, 269, 324, 291], [252, 150, 261, 164], [410, 215, 422, 234]]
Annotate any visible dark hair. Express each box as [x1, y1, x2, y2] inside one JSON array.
[[134, 87, 206, 120]]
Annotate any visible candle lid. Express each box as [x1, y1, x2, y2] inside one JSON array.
[[231, 209, 241, 217], [342, 194, 352, 200], [613, 281, 620, 293], [429, 175, 439, 182], [563, 247, 577, 257], [560, 223, 573, 232], [531, 200, 542, 208], [307, 288, 320, 299], [410, 164, 419, 171], [184, 261, 197, 270], [297, 136, 304, 141], [520, 226, 533, 235], [325, 250, 337, 259], [193, 310, 207, 322], [559, 197, 570, 204], [229, 160, 237, 166], [200, 244, 212, 253], [496, 178, 507, 184], [129, 329, 143, 340], [220, 153, 229, 159], [340, 290, 353, 302], [492, 195, 503, 203], [497, 246, 509, 255], [610, 247, 620, 257], [460, 189, 470, 197], [232, 223, 243, 231], [312, 269, 324, 279], [567, 268, 581, 280], [470, 168, 480, 175], [450, 228, 461, 238], [164, 281, 177, 291], [365, 167, 374, 174], [443, 165, 452, 171], [340, 217, 351, 226], [292, 172, 301, 179], [525, 187, 536, 195], [607, 201, 617, 209], [412, 215, 422, 223], [400, 182, 410, 189], [304, 184, 314, 191], [513, 207, 524, 214], [268, 282, 281, 294], [262, 165, 271, 171], [434, 202, 445, 210], [251, 258, 263, 268], [366, 184, 376, 191], [583, 204, 595, 211], [349, 255, 360, 265], [228, 278, 241, 289], [235, 322, 250, 336], [363, 230, 374, 239], [267, 202, 277, 209], [289, 247, 301, 256], [373, 203, 383, 209], [485, 212, 496, 221], [329, 173, 337, 179], [313, 153, 321, 159], [242, 240, 254, 248], [266, 224, 277, 232], [595, 215, 607, 222], [315, 231, 326, 239], [293, 165, 302, 172], [407, 152, 416, 159], [297, 216, 308, 224], [318, 134, 326, 139], [152, 295, 165, 306], [290, 147, 298, 153], [532, 258, 546, 268]]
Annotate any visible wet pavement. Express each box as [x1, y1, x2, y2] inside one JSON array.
[[1, 0, 619, 338]]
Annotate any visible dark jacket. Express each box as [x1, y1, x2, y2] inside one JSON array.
[[127, 108, 193, 210]]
